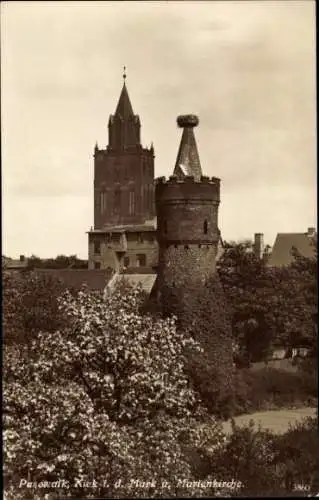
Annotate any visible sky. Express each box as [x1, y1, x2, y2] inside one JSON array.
[[2, 0, 316, 259]]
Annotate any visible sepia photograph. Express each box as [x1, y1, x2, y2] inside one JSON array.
[[2, 0, 317, 498]]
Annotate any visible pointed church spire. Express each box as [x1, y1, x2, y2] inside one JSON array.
[[173, 115, 202, 181], [108, 69, 141, 149], [114, 66, 134, 120]]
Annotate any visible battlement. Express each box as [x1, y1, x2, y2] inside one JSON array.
[[156, 175, 220, 185], [155, 174, 220, 203]]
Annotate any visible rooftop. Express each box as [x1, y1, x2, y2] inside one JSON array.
[[34, 268, 113, 291], [88, 218, 157, 233], [267, 230, 317, 267], [105, 270, 157, 296], [3, 256, 28, 269], [173, 114, 203, 182]]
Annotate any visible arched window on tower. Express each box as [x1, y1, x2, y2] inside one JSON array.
[[129, 190, 135, 215], [114, 187, 121, 215], [148, 184, 152, 212], [204, 220, 208, 234], [100, 191, 107, 214]]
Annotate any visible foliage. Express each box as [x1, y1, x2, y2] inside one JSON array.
[[208, 416, 319, 497], [27, 254, 88, 269], [270, 246, 317, 351], [160, 274, 234, 419], [231, 367, 317, 415], [217, 240, 317, 362], [3, 271, 70, 346], [217, 241, 276, 362], [3, 281, 226, 499], [274, 417, 319, 493]]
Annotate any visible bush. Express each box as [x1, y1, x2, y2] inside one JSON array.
[[274, 417, 319, 493], [210, 421, 284, 497], [3, 270, 70, 346], [206, 417, 319, 497], [232, 367, 317, 415]]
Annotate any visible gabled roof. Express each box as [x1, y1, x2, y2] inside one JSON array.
[[267, 232, 316, 267], [105, 271, 157, 296], [3, 256, 28, 269]]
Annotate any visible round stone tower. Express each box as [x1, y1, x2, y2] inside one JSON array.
[[156, 115, 221, 295], [155, 115, 234, 411]]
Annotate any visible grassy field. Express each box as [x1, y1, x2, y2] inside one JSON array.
[[250, 359, 299, 373], [222, 407, 317, 435]]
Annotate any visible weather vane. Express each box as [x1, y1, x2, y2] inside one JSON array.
[[123, 66, 126, 81]]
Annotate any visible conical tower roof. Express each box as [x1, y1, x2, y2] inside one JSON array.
[[114, 81, 134, 119], [173, 115, 202, 181], [108, 67, 141, 148]]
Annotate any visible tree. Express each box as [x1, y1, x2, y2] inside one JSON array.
[[217, 240, 317, 363], [3, 271, 69, 346], [27, 255, 88, 270], [4, 280, 226, 499], [217, 241, 275, 363], [160, 273, 234, 419], [209, 417, 319, 497], [268, 245, 317, 352]]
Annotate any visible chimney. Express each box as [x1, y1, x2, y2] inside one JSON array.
[[19, 255, 25, 262], [307, 227, 315, 237], [254, 233, 264, 260]]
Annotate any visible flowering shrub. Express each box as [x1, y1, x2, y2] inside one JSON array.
[[3, 271, 69, 346], [4, 281, 226, 499]]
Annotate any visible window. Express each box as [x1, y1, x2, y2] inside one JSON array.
[[100, 191, 107, 214], [204, 220, 208, 234], [144, 185, 148, 211], [137, 233, 144, 244], [129, 190, 135, 215], [114, 188, 121, 215], [136, 254, 146, 267], [164, 221, 167, 233], [124, 256, 130, 267], [94, 261, 101, 269], [94, 241, 101, 254]]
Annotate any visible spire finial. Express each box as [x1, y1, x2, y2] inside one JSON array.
[[123, 66, 126, 81]]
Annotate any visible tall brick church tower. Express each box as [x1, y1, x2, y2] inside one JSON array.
[[94, 69, 155, 229], [156, 115, 221, 295], [88, 70, 158, 271]]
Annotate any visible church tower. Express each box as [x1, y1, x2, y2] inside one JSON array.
[[156, 114, 221, 297], [94, 69, 155, 229]]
